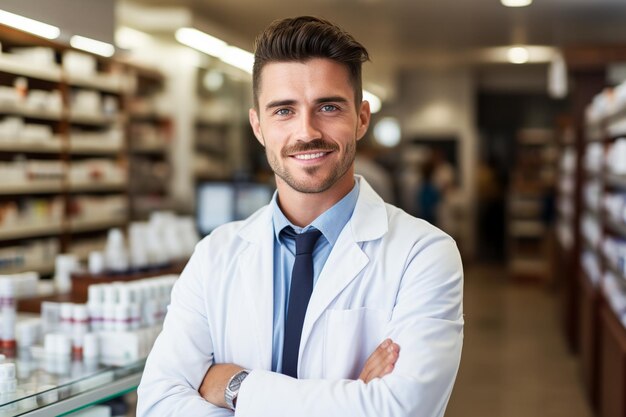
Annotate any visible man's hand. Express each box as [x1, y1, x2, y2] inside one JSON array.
[[199, 363, 245, 409], [358, 338, 400, 383]]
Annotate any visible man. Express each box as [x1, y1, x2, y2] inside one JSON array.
[[137, 16, 463, 417]]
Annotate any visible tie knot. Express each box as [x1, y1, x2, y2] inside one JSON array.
[[294, 229, 322, 255]]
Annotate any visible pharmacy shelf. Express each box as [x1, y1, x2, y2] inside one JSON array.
[[0, 222, 63, 242], [69, 142, 124, 155], [0, 181, 63, 195], [605, 173, 626, 190], [66, 73, 128, 94], [0, 139, 63, 153], [130, 144, 167, 155], [603, 253, 626, 282], [0, 55, 62, 82], [0, 104, 62, 121], [0, 260, 55, 276], [68, 217, 127, 233], [607, 218, 626, 238], [68, 181, 126, 192], [68, 113, 118, 126]]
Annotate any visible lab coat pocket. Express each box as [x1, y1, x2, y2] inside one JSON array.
[[323, 307, 391, 379]]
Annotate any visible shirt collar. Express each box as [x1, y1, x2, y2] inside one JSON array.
[[271, 179, 360, 246]]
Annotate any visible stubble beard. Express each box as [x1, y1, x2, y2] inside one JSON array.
[[266, 138, 356, 194]]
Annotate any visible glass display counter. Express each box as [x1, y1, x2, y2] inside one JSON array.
[[0, 350, 144, 416]]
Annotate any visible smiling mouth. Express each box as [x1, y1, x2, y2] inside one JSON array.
[[293, 152, 329, 160]]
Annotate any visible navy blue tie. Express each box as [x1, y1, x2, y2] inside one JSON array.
[[282, 228, 322, 378]]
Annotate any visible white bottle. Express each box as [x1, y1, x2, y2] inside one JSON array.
[[0, 278, 16, 350], [72, 305, 89, 357]]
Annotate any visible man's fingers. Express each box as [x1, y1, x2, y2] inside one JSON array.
[[359, 338, 391, 381], [365, 343, 399, 383], [359, 339, 399, 383]]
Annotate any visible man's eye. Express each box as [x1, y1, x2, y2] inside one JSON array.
[[321, 105, 338, 112], [276, 108, 291, 116]]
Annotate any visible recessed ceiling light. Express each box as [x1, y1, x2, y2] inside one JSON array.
[[70, 35, 115, 57], [508, 47, 529, 64], [501, 0, 532, 7], [374, 117, 401, 147], [363, 90, 381, 113], [0, 9, 60, 39]]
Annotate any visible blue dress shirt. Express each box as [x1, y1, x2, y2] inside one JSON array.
[[270, 181, 360, 372]]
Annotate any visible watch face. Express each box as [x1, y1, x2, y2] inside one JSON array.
[[229, 371, 248, 391]]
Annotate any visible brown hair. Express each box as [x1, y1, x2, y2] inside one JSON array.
[[252, 16, 369, 109]]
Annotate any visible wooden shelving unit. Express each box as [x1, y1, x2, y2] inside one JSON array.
[[126, 65, 173, 221], [0, 25, 171, 276], [506, 127, 557, 281], [578, 83, 626, 416]]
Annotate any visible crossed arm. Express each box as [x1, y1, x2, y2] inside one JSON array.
[[137, 233, 463, 417], [199, 338, 401, 409]]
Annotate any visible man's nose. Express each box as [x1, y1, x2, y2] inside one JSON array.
[[295, 112, 322, 142]]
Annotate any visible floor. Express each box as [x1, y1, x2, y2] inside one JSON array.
[[445, 264, 594, 417]]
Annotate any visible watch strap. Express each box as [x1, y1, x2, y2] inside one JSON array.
[[224, 369, 249, 411]]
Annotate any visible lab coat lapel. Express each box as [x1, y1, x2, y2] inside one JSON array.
[[300, 177, 388, 359], [237, 208, 275, 370]]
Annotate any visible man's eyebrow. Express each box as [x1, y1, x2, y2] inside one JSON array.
[[265, 99, 296, 111], [264, 96, 350, 111], [314, 96, 349, 105]]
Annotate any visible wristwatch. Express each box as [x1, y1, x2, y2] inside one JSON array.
[[225, 369, 249, 411]]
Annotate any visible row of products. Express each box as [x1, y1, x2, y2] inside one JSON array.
[[4, 47, 123, 82], [0, 79, 62, 115], [581, 250, 602, 286], [70, 129, 124, 150], [129, 122, 170, 149], [0, 117, 58, 144], [583, 180, 603, 213], [0, 198, 64, 231], [0, 158, 126, 186], [41, 275, 176, 365], [0, 240, 59, 275], [53, 212, 198, 291], [607, 138, 626, 175], [584, 143, 604, 174], [581, 212, 602, 250], [602, 236, 626, 277], [586, 80, 626, 124], [604, 192, 626, 225], [0, 195, 127, 235], [70, 90, 119, 120]]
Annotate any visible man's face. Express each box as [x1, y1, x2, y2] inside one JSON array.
[[249, 58, 370, 194]]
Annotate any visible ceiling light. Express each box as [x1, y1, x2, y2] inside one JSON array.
[[507, 47, 529, 64], [363, 90, 381, 113], [501, 0, 532, 7], [374, 117, 401, 147], [116, 26, 152, 50], [70, 35, 115, 57], [175, 27, 227, 58], [0, 9, 60, 39], [219, 46, 254, 74]]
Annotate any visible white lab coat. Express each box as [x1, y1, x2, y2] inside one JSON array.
[[137, 176, 464, 417]]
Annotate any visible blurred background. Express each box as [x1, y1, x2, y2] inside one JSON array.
[[1, 0, 626, 416]]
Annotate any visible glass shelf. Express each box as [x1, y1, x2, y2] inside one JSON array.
[[0, 349, 144, 416]]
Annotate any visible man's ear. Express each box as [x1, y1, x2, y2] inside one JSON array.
[[356, 100, 371, 141], [249, 108, 265, 146]]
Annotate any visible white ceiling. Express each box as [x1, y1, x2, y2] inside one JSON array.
[[124, 0, 626, 96]]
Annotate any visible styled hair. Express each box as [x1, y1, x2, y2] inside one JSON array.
[[252, 16, 370, 108]]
